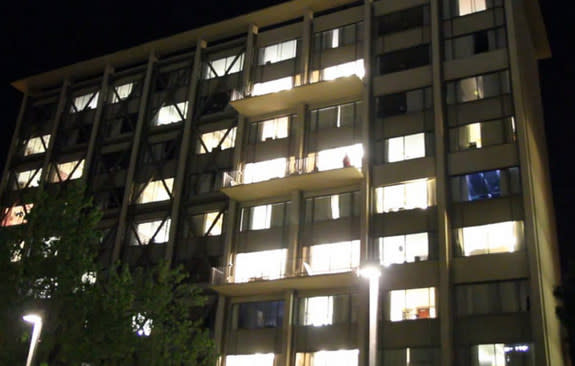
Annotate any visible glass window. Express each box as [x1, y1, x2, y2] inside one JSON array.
[[295, 350, 359, 366], [197, 127, 236, 153], [298, 294, 356, 326], [380, 233, 429, 266], [132, 219, 171, 245], [378, 6, 429, 35], [379, 45, 430, 75], [389, 287, 436, 321], [450, 117, 516, 152], [457, 0, 487, 16], [241, 202, 287, 231], [252, 76, 294, 96], [455, 280, 529, 316], [305, 240, 360, 275], [136, 178, 173, 204], [15, 168, 42, 189], [1, 204, 33, 227], [306, 191, 360, 223], [242, 158, 287, 184], [377, 87, 432, 118], [155, 102, 188, 126], [445, 28, 506, 60], [319, 59, 365, 81], [386, 133, 425, 162], [50, 160, 85, 182], [457, 221, 523, 256], [226, 354, 275, 366], [236, 301, 284, 329], [24, 135, 50, 156], [310, 101, 361, 131], [451, 168, 521, 202], [70, 92, 99, 113], [234, 249, 287, 282], [314, 23, 360, 50], [259, 40, 297, 65], [446, 71, 510, 104], [314, 143, 363, 172], [203, 212, 223, 236], [110, 82, 134, 103], [204, 53, 245, 79], [375, 179, 433, 213], [257, 116, 289, 142], [468, 343, 534, 366], [383, 348, 440, 366]]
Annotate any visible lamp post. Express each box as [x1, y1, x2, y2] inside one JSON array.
[[359, 264, 381, 366], [22, 313, 43, 366]]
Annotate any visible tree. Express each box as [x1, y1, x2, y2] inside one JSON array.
[[0, 184, 215, 365]]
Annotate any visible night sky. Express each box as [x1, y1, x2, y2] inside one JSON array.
[[1, 2, 573, 270]]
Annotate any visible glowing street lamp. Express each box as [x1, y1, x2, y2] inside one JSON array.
[[23, 313, 43, 366], [359, 263, 381, 366]]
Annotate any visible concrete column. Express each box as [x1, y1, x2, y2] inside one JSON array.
[[430, 0, 453, 364], [112, 50, 157, 262], [40, 79, 70, 183], [222, 200, 238, 280], [300, 10, 314, 85], [286, 190, 302, 276], [295, 104, 307, 162], [165, 39, 207, 264], [242, 24, 258, 96], [0, 92, 29, 200], [282, 290, 296, 366], [214, 294, 227, 357], [84, 64, 114, 180]]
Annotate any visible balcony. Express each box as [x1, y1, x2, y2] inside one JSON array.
[[230, 75, 363, 117], [221, 155, 363, 201], [209, 254, 361, 296]]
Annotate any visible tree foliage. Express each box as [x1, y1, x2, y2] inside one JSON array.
[[0, 184, 215, 365]]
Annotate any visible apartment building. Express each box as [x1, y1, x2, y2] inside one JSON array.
[[0, 0, 563, 365]]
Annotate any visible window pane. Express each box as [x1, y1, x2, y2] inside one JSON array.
[[137, 178, 173, 204], [237, 301, 284, 329], [307, 241, 360, 274], [234, 249, 287, 282]]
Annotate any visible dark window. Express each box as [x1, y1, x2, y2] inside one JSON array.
[[237, 301, 284, 329], [445, 28, 506, 60], [379, 45, 430, 75], [445, 70, 510, 104], [305, 191, 360, 223], [455, 280, 529, 316], [378, 6, 429, 35], [451, 167, 520, 202], [377, 87, 432, 118]]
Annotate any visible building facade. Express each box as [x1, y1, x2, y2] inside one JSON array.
[[0, 0, 563, 364]]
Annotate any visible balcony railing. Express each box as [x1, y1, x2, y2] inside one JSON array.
[[209, 256, 360, 286]]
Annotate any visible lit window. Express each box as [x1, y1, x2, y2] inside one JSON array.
[[197, 127, 236, 153], [457, 221, 523, 256], [203, 212, 223, 236], [15, 169, 42, 189], [252, 77, 294, 96], [1, 204, 33, 227], [110, 83, 134, 103], [315, 143, 363, 171], [469, 343, 532, 365], [459, 122, 482, 149], [306, 191, 360, 222], [319, 59, 365, 81], [226, 354, 275, 366], [243, 158, 287, 184], [236, 301, 284, 329], [380, 233, 429, 266], [300, 296, 334, 326], [133, 219, 171, 245], [136, 178, 173, 204], [295, 350, 359, 366], [457, 170, 502, 201], [259, 39, 297, 65], [71, 92, 99, 113], [375, 179, 434, 213], [258, 116, 289, 141], [386, 133, 425, 163], [24, 135, 50, 156], [457, 0, 487, 16], [234, 249, 287, 283], [155, 102, 188, 126], [241, 202, 287, 231], [132, 313, 153, 337], [447, 71, 510, 104], [383, 348, 440, 365], [310, 102, 361, 131], [204, 54, 245, 79], [389, 287, 436, 321], [50, 160, 85, 182], [305, 240, 360, 275]]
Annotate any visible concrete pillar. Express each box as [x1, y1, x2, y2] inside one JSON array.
[[300, 10, 314, 85], [112, 50, 157, 262], [282, 290, 296, 366], [84, 64, 114, 180], [286, 190, 302, 277], [165, 39, 207, 264], [222, 200, 238, 280], [430, 0, 453, 364], [0, 92, 29, 200]]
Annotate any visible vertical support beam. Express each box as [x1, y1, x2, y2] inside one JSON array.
[[295, 104, 307, 162], [286, 190, 302, 277], [84, 64, 114, 180], [40, 79, 70, 183], [112, 51, 157, 262], [0, 92, 29, 201], [231, 117, 246, 172], [359, 3, 374, 365], [165, 39, 207, 264], [242, 24, 258, 96], [213, 294, 227, 359], [300, 10, 314, 86], [430, 0, 453, 364], [222, 200, 238, 280], [282, 290, 296, 366]]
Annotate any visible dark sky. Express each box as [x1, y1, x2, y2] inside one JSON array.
[[1, 2, 573, 268]]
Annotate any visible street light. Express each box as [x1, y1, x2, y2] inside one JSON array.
[[359, 263, 381, 366], [23, 313, 43, 366]]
